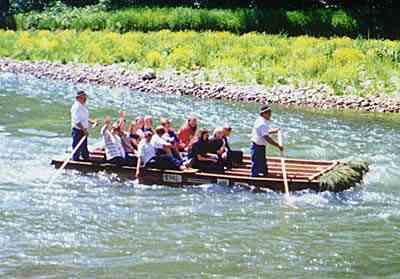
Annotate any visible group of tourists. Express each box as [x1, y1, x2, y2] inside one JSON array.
[[70, 90, 283, 178]]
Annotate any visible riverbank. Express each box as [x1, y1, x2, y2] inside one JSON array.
[[1, 58, 400, 113], [1, 30, 400, 99]]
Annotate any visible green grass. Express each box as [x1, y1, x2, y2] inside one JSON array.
[[15, 5, 359, 37], [1, 29, 399, 96]]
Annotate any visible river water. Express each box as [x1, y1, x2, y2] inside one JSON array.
[[0, 72, 399, 278]]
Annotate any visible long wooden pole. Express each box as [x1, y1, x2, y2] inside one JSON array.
[[278, 131, 290, 194], [48, 135, 87, 187]]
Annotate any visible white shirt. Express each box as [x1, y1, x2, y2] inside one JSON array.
[[250, 116, 270, 146], [151, 134, 168, 150], [162, 133, 174, 143], [71, 101, 89, 129], [138, 140, 156, 166], [135, 129, 144, 139], [101, 126, 125, 160]]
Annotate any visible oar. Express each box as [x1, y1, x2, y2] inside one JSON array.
[[277, 131, 299, 209], [47, 135, 87, 187], [278, 130, 290, 195]]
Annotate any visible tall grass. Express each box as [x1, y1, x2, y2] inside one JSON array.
[[1, 30, 399, 96], [15, 5, 359, 37]]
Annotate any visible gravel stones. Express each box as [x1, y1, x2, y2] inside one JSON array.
[[0, 58, 399, 114], [141, 68, 156, 80]]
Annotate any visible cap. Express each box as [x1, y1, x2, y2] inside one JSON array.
[[259, 105, 271, 114], [76, 90, 87, 98]]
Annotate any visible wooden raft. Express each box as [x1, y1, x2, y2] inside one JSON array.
[[51, 150, 344, 192]]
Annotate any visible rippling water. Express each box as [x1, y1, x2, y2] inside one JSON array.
[[0, 72, 400, 277]]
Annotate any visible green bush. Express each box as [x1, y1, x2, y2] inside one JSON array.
[[1, 30, 399, 97]]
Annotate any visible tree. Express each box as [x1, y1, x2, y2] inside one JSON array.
[[1, 0, 10, 15], [0, 0, 9, 27], [0, 0, 16, 29]]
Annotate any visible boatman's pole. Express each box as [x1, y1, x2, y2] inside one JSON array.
[[278, 130, 290, 195], [47, 135, 87, 187]]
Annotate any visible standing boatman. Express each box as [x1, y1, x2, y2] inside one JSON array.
[[250, 105, 283, 177], [71, 90, 97, 161]]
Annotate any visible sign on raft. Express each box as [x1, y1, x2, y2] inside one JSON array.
[[217, 179, 230, 186], [162, 174, 182, 183]]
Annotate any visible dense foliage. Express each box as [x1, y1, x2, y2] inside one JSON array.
[[15, 5, 359, 37], [1, 30, 399, 96], [3, 0, 396, 38], [6, 0, 394, 11], [0, 0, 400, 38]]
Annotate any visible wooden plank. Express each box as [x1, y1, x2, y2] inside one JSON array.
[[226, 169, 312, 178], [230, 166, 319, 174], [307, 161, 339, 181], [195, 171, 316, 183], [224, 170, 311, 180], [233, 161, 324, 170], [243, 155, 333, 165], [228, 171, 316, 178], [90, 151, 333, 166]]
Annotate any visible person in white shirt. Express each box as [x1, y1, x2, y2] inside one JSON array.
[[136, 129, 185, 177], [101, 117, 126, 166], [160, 118, 182, 160], [151, 126, 174, 156], [70, 91, 97, 161], [250, 105, 283, 177], [135, 131, 157, 177]]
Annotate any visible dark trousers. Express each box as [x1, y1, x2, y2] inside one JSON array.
[[193, 159, 225, 172], [224, 150, 243, 168], [147, 155, 182, 170], [109, 156, 126, 166], [72, 128, 89, 161], [250, 143, 267, 177]]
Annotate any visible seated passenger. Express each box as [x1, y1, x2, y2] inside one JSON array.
[[136, 131, 157, 177], [209, 127, 228, 161], [116, 112, 135, 155], [222, 124, 232, 152], [190, 128, 225, 172], [119, 129, 136, 157], [135, 116, 145, 138], [160, 118, 179, 145], [177, 116, 197, 151], [151, 126, 175, 156], [222, 124, 242, 166], [136, 131, 185, 177], [127, 120, 142, 150], [101, 116, 127, 166], [161, 118, 181, 160], [143, 115, 154, 133]]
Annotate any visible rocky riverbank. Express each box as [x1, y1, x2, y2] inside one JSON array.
[[1, 58, 400, 113]]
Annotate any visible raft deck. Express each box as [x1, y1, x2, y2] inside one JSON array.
[[50, 151, 364, 192]]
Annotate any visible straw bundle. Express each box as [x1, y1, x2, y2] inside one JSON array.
[[319, 160, 369, 192]]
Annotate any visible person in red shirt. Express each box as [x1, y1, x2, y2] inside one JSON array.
[[177, 116, 198, 151]]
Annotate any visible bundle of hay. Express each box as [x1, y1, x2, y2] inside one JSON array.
[[319, 160, 369, 192]]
